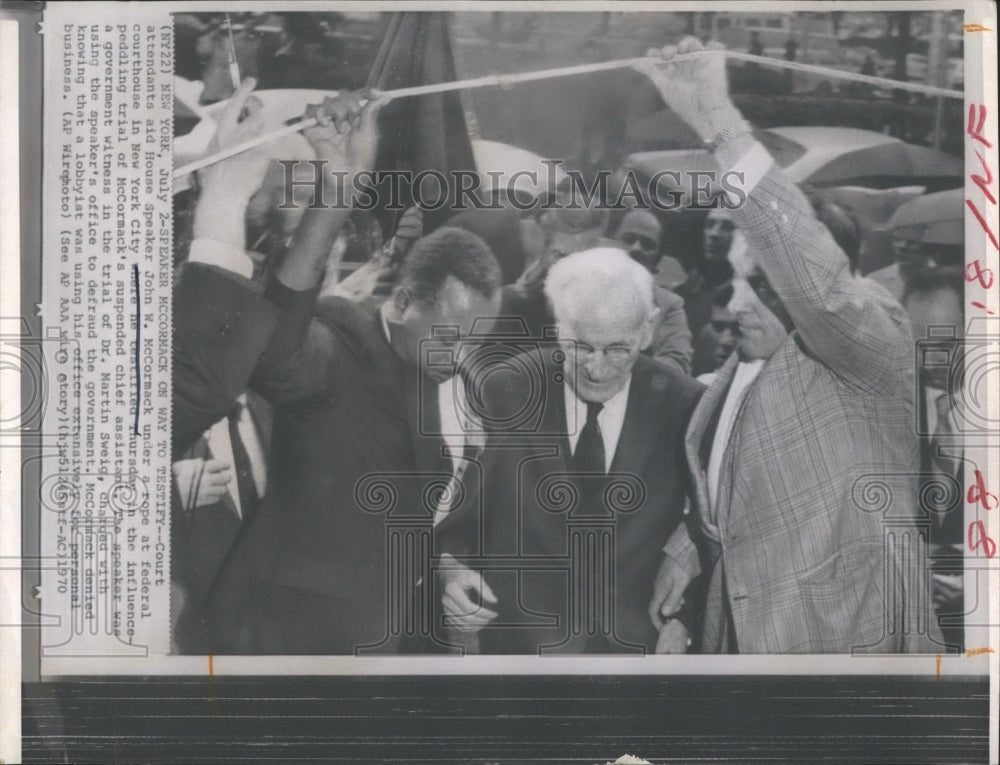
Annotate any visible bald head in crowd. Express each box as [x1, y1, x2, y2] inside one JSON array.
[[545, 247, 660, 403]]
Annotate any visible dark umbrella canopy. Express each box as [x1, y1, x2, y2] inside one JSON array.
[[805, 141, 964, 186], [366, 12, 477, 233], [760, 126, 963, 188], [887, 187, 964, 245], [624, 127, 963, 202]]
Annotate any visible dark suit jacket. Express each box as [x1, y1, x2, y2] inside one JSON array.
[[437, 351, 703, 654], [172, 264, 280, 458], [203, 283, 452, 654], [172, 393, 272, 600], [171, 392, 272, 653]]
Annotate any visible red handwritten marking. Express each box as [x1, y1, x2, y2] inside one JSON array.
[[966, 199, 1000, 251], [966, 647, 995, 657], [965, 261, 995, 289], [968, 104, 993, 148], [971, 150, 997, 205], [968, 520, 997, 558], [967, 470, 998, 510], [208, 654, 219, 716], [936, 647, 995, 677], [963, 24, 992, 33], [971, 301, 996, 315]]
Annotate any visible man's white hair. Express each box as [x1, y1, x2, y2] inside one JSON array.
[[544, 247, 657, 326]]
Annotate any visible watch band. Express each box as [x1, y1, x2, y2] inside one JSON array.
[[705, 119, 754, 153]]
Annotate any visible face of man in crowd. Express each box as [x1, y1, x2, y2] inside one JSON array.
[[558, 300, 653, 403], [390, 277, 501, 383], [706, 305, 741, 369], [616, 211, 663, 272], [727, 239, 790, 361], [540, 207, 606, 262], [893, 236, 934, 275], [904, 287, 964, 391], [704, 208, 736, 261]]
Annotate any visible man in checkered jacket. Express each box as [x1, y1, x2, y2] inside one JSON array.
[[640, 39, 943, 654]]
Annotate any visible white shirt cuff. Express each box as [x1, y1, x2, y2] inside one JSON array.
[[718, 141, 774, 206], [188, 238, 254, 279]]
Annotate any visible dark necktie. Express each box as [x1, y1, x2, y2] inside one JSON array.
[[228, 401, 259, 522], [574, 401, 605, 476], [574, 399, 610, 653]]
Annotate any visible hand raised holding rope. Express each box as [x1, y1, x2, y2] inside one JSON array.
[[197, 76, 276, 198], [633, 37, 736, 142], [301, 89, 390, 176], [193, 76, 295, 251], [175, 46, 962, 181]]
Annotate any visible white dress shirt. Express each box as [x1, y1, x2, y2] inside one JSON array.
[[379, 308, 482, 525], [924, 385, 950, 436], [187, 238, 255, 278], [564, 377, 632, 472], [205, 393, 268, 520], [433, 378, 485, 526]]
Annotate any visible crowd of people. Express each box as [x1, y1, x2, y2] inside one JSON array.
[[170, 39, 964, 656]]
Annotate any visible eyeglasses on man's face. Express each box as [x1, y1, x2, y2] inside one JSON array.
[[561, 339, 637, 365]]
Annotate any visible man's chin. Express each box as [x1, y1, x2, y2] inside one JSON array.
[[736, 341, 769, 362], [705, 245, 726, 261]]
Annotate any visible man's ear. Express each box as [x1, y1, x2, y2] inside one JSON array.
[[638, 307, 660, 351], [393, 286, 411, 318]]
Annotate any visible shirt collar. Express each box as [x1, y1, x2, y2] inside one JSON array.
[[567, 374, 632, 419], [379, 303, 393, 344]]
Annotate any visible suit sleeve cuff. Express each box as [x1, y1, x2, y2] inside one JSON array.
[[662, 520, 702, 580], [715, 141, 774, 207], [259, 278, 322, 364], [188, 238, 255, 279]]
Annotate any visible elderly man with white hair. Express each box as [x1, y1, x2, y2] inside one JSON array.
[[436, 247, 703, 654]]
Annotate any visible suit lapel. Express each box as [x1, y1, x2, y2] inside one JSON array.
[[608, 363, 658, 476], [245, 390, 273, 454], [535, 355, 574, 471], [404, 371, 450, 476], [715, 339, 797, 529], [685, 355, 739, 529]]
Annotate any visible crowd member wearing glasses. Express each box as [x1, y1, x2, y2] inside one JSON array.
[[436, 248, 703, 654]]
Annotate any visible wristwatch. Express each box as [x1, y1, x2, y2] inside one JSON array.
[[706, 119, 753, 152]]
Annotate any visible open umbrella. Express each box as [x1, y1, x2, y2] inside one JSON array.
[[471, 139, 567, 199], [173, 12, 477, 230], [623, 127, 963, 203], [886, 187, 964, 245], [760, 126, 963, 188], [366, 12, 476, 232]]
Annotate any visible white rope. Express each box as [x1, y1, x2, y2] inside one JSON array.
[[725, 50, 962, 99], [174, 50, 962, 179]]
